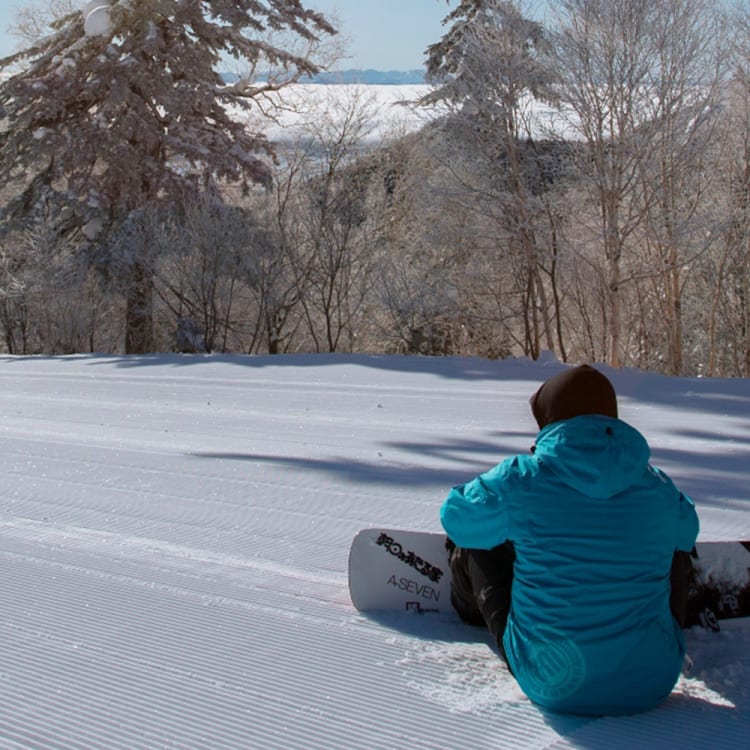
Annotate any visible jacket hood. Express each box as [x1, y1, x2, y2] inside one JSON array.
[[533, 415, 650, 499]]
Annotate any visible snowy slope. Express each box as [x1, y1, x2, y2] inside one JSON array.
[[0, 353, 748, 749]]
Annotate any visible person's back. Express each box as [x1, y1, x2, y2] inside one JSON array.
[[441, 365, 699, 715]]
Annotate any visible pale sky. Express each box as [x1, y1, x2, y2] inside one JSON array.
[[0, 0, 456, 70], [1, 1, 24, 58], [306, 0, 454, 70]]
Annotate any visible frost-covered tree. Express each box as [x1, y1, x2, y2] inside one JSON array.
[[424, 0, 552, 114], [703, 4, 750, 376], [291, 86, 383, 353], [0, 0, 335, 353], [9, 0, 78, 50], [154, 192, 264, 354], [421, 0, 561, 359], [551, 0, 723, 369]]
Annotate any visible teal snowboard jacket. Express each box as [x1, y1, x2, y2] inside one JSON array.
[[441, 414, 699, 715]]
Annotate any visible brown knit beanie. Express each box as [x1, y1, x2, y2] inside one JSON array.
[[529, 364, 618, 430]]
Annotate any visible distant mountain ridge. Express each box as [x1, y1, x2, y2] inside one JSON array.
[[222, 69, 427, 86]]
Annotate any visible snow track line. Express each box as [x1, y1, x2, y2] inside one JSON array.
[[3, 597, 338, 747], [0, 690, 136, 750], [0, 365, 524, 401], [0, 436, 438, 504], [0, 519, 346, 589], [1, 570, 509, 750], [1, 548, 345, 637], [0, 457, 427, 513], [0, 503, 357, 582], [0, 661, 263, 750], [1, 625, 439, 750]]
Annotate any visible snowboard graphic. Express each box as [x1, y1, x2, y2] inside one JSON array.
[[348, 529, 750, 630], [348, 529, 454, 614]]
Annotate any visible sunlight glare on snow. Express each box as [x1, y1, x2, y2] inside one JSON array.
[[399, 642, 527, 711], [675, 676, 735, 708]]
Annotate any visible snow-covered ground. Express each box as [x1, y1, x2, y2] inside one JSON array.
[[239, 83, 438, 143], [0, 353, 748, 749], [238, 83, 570, 144]]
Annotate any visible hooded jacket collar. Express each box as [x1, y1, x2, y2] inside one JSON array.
[[533, 415, 650, 499]]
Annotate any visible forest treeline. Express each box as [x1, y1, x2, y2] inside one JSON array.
[[1, 0, 750, 377]]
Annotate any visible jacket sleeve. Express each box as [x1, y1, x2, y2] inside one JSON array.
[[440, 459, 514, 550], [652, 466, 700, 551], [675, 490, 700, 552]]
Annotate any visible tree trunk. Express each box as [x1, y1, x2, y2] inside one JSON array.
[[604, 191, 623, 369], [125, 260, 154, 354]]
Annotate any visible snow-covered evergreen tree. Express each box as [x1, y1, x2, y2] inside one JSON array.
[[423, 0, 552, 117], [421, 0, 561, 359], [0, 0, 335, 353]]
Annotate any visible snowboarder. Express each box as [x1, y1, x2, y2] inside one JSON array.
[[441, 364, 699, 715]]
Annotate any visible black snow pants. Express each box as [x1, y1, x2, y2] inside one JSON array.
[[448, 540, 516, 667]]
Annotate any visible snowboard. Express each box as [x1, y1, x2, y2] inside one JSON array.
[[348, 528, 750, 631]]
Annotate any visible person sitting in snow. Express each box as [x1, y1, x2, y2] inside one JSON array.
[[441, 364, 698, 716]]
